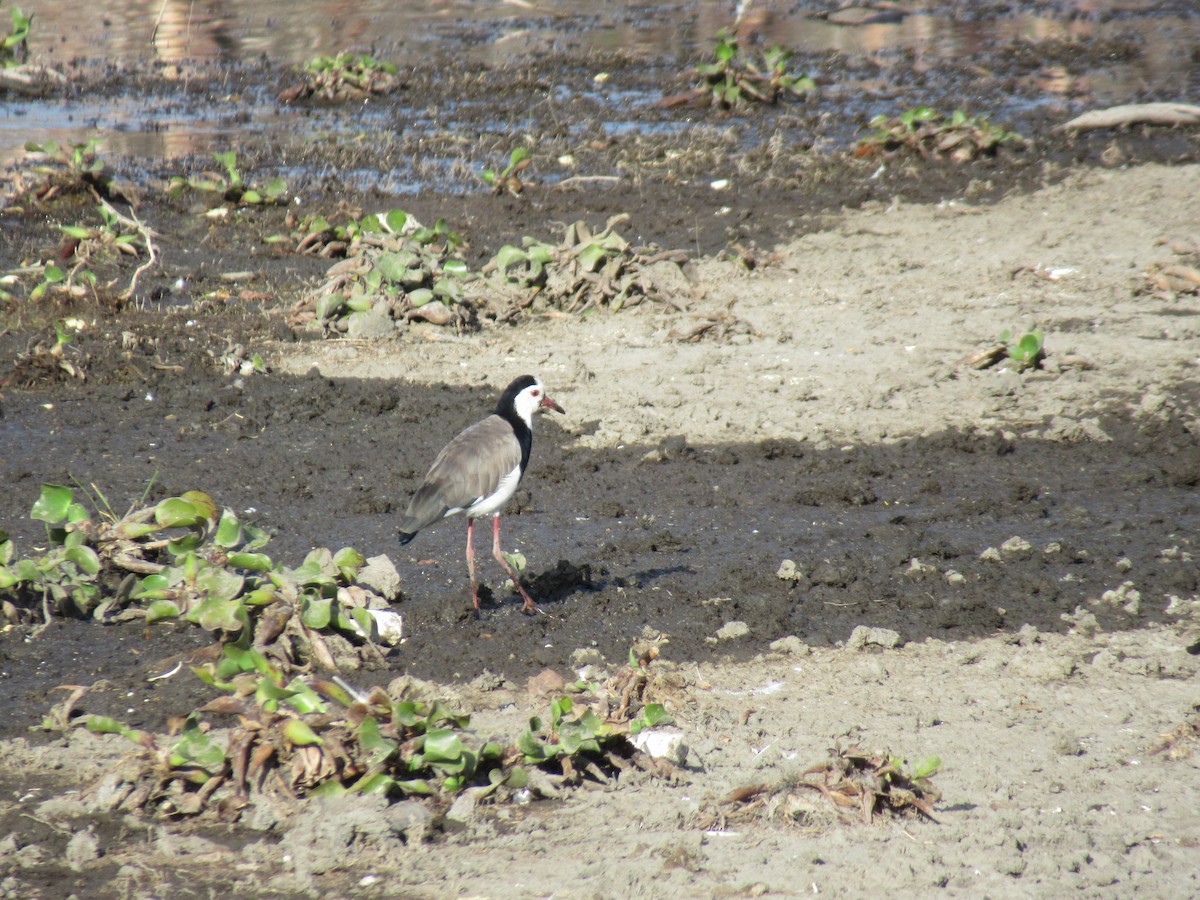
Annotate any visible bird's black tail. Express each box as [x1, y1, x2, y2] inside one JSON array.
[[398, 531, 417, 545]]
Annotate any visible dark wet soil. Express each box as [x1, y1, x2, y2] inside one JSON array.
[[2, 363, 1199, 739], [3, 17, 1200, 744]]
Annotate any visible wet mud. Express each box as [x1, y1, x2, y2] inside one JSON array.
[[2, 368, 1197, 738]]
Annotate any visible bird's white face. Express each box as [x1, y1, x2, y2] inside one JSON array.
[[512, 379, 564, 424]]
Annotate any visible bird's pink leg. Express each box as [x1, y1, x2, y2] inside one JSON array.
[[466, 517, 480, 611], [491, 515, 541, 613]]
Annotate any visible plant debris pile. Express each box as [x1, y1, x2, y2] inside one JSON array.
[[856, 107, 1026, 162], [279, 52, 402, 103], [660, 30, 817, 109], [484, 215, 694, 317], [295, 210, 474, 333], [710, 747, 942, 828], [71, 641, 678, 827]]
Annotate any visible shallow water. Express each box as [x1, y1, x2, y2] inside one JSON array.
[[5, 1, 1197, 165]]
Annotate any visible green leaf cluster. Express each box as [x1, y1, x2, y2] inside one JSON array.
[[2, 6, 30, 67], [689, 30, 816, 109], [314, 211, 471, 330], [861, 107, 1025, 162], [999, 327, 1044, 370], [0, 484, 377, 654], [167, 151, 287, 206]]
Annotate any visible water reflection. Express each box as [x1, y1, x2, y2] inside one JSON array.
[[2, 1, 1195, 165]]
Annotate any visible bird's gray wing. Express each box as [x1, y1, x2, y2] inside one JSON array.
[[398, 415, 523, 535]]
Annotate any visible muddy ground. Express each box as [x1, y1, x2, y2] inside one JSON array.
[[2, 8, 1200, 898]]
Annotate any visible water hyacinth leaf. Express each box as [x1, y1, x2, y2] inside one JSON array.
[[396, 779, 434, 796], [168, 531, 205, 556], [383, 209, 409, 233], [170, 715, 227, 773], [348, 606, 374, 639], [577, 243, 609, 273], [227, 551, 273, 572], [132, 573, 172, 600], [358, 717, 399, 766], [282, 679, 326, 715], [85, 715, 147, 744], [214, 509, 243, 547], [65, 545, 101, 576], [0, 568, 16, 589], [155, 496, 209, 529], [31, 484, 74, 524], [264, 178, 287, 200], [191, 596, 249, 633], [508, 146, 530, 168], [315, 294, 345, 320], [333, 547, 365, 580], [242, 584, 277, 606], [195, 566, 245, 603], [914, 756, 942, 779], [301, 597, 333, 629], [60, 225, 93, 239], [145, 599, 181, 623], [297, 548, 339, 582], [492, 244, 528, 272], [14, 558, 41, 582], [0, 538, 12, 566], [351, 772, 398, 796], [218, 644, 276, 680], [309, 780, 348, 799], [241, 189, 263, 205], [376, 251, 417, 283], [443, 259, 469, 278], [407, 288, 434, 308], [283, 719, 323, 747]]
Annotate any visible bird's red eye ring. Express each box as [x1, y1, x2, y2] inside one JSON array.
[[532, 389, 541, 397]]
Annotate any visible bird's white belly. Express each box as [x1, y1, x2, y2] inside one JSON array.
[[463, 464, 523, 518]]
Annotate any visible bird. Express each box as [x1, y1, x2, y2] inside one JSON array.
[[397, 375, 565, 613]]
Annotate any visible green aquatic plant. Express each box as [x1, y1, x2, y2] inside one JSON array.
[[306, 209, 472, 332], [1, 5, 30, 67], [481, 146, 532, 196], [1000, 327, 1044, 370], [280, 51, 400, 101], [167, 151, 287, 206], [0, 483, 392, 661], [857, 107, 1025, 162], [662, 30, 816, 110]]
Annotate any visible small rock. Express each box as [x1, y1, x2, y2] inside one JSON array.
[[570, 647, 605, 668], [1013, 623, 1040, 646], [715, 621, 751, 641], [1000, 536, 1033, 559], [357, 555, 402, 601], [1101, 581, 1141, 615], [65, 829, 100, 871], [344, 302, 396, 339], [905, 558, 938, 579], [527, 668, 565, 695], [944, 569, 965, 586], [1061, 606, 1101, 637], [768, 635, 810, 656], [846, 625, 902, 651], [1115, 557, 1133, 572], [384, 801, 432, 844], [979, 546, 1002, 563], [632, 728, 689, 766], [776, 559, 803, 581]]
